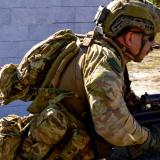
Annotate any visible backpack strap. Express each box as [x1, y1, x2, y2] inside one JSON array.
[[76, 30, 95, 47]]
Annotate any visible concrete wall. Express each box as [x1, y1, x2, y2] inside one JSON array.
[[0, 0, 110, 117]]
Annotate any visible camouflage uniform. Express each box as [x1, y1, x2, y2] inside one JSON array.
[[57, 30, 148, 147], [82, 37, 148, 146]]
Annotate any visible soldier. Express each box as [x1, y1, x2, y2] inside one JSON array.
[[55, 0, 160, 159], [0, 0, 160, 159]]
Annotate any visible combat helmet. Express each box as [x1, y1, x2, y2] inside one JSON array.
[[94, 0, 160, 38]]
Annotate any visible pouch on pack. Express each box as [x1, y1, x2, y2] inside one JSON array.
[[0, 114, 33, 160]]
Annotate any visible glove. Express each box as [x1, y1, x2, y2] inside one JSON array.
[[124, 89, 142, 113], [141, 125, 160, 150], [127, 125, 160, 159]]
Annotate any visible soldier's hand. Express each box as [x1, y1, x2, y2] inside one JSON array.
[[127, 144, 144, 159], [144, 125, 160, 151], [127, 125, 160, 159]]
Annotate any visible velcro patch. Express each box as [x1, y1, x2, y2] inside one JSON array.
[[107, 56, 122, 74]]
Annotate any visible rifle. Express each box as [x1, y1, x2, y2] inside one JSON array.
[[133, 93, 160, 126]]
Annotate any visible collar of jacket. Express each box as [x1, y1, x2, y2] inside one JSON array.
[[102, 36, 126, 71], [80, 27, 126, 71]]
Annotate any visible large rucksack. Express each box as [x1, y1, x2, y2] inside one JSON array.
[[0, 29, 95, 160], [0, 29, 80, 106]]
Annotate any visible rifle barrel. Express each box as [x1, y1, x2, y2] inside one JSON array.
[[141, 93, 160, 105], [134, 110, 160, 125]]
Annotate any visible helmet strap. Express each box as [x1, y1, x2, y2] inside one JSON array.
[[115, 32, 149, 62], [123, 47, 136, 61], [133, 34, 148, 62], [115, 39, 136, 62]]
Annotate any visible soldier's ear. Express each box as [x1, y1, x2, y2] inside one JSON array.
[[125, 31, 133, 47]]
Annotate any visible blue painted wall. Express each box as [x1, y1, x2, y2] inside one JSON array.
[[0, 0, 110, 117]]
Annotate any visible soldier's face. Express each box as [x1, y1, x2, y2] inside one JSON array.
[[125, 31, 155, 61], [138, 35, 155, 61]]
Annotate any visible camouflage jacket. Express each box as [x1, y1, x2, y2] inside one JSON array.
[[57, 31, 149, 146]]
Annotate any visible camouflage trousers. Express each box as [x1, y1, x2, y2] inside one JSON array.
[[0, 103, 94, 160]]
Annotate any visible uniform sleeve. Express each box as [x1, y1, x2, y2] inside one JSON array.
[[83, 44, 149, 146]]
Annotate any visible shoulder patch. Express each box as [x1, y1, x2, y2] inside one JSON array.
[[107, 56, 122, 74]]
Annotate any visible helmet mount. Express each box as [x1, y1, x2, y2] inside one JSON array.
[[94, 6, 110, 25]]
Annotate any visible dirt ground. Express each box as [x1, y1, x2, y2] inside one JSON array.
[[111, 49, 160, 160], [128, 49, 160, 96]]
